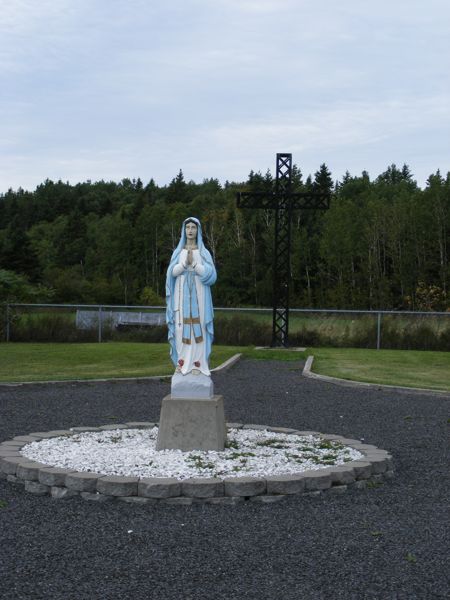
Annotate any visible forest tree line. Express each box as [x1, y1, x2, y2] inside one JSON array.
[[0, 163, 449, 311]]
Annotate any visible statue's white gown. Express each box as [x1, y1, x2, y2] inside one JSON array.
[[172, 248, 210, 376]]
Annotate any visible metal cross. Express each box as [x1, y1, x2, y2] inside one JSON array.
[[237, 153, 331, 347]]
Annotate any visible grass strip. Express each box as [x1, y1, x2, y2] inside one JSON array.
[[311, 347, 450, 392]]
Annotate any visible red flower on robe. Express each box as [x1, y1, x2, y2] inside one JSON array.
[[178, 359, 184, 366], [194, 361, 200, 367]]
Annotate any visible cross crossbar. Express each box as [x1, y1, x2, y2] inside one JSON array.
[[237, 190, 330, 210]]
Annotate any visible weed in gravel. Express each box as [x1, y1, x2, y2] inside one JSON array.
[[285, 452, 303, 462], [225, 439, 239, 449], [0, 499, 7, 509], [405, 552, 417, 564], [371, 531, 383, 537], [308, 456, 324, 464], [226, 451, 256, 460], [322, 453, 337, 461], [256, 439, 289, 449], [318, 441, 335, 450], [186, 455, 215, 470], [366, 480, 383, 489]]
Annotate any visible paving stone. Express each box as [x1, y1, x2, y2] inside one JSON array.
[[161, 497, 193, 505], [327, 484, 348, 495], [39, 467, 76, 486], [350, 460, 373, 479], [182, 477, 224, 498], [26, 432, 56, 439], [16, 462, 44, 481], [344, 441, 366, 449], [69, 427, 101, 432], [0, 472, 6, 480], [326, 465, 356, 484], [366, 451, 393, 468], [65, 472, 102, 492], [303, 490, 322, 497], [338, 437, 360, 446], [242, 424, 269, 431], [353, 480, 367, 489], [43, 430, 73, 437], [202, 496, 245, 505], [250, 495, 287, 504], [368, 456, 388, 474], [51, 486, 79, 499], [125, 422, 156, 429], [13, 435, 39, 443], [303, 471, 332, 490], [97, 475, 139, 496], [25, 481, 49, 495], [81, 492, 115, 502], [98, 424, 128, 430], [295, 431, 319, 437], [384, 470, 395, 480], [0, 441, 25, 447], [265, 427, 299, 434], [266, 474, 305, 495], [0, 456, 29, 475], [0, 448, 21, 457], [223, 477, 266, 497], [7, 474, 23, 484], [359, 444, 381, 455], [138, 477, 181, 498], [226, 423, 243, 429], [117, 496, 156, 504]]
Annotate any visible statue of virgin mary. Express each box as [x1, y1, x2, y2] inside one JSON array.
[[166, 217, 216, 376]]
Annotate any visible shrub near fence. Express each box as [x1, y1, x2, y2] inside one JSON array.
[[2, 304, 450, 351]]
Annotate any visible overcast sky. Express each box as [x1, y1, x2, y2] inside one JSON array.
[[1, 0, 449, 192]]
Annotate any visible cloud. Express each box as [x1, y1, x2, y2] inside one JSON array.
[[0, 1, 449, 191]]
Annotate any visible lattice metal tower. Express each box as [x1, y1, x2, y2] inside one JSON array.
[[237, 153, 330, 347]]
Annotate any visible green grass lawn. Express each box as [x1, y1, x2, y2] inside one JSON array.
[[311, 347, 450, 392], [0, 342, 449, 391], [0, 343, 246, 382], [0, 342, 309, 383]]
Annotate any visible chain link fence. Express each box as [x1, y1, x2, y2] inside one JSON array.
[[2, 303, 450, 350]]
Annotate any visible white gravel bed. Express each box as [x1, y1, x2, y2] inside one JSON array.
[[20, 428, 363, 480]]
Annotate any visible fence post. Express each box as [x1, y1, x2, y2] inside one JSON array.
[[376, 312, 382, 350], [98, 306, 103, 343], [5, 304, 10, 342]]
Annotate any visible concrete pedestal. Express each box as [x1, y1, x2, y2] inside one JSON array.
[[156, 394, 226, 452]]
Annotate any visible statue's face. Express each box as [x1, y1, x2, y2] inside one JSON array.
[[185, 222, 198, 242]]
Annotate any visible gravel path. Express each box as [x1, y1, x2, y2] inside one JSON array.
[[0, 358, 448, 600]]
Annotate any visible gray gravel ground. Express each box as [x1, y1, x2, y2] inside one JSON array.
[[0, 358, 448, 600]]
